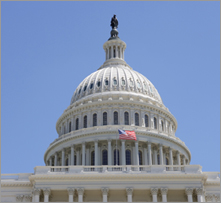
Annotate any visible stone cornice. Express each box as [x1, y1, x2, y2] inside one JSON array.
[[44, 126, 191, 163], [29, 173, 207, 182], [1, 181, 32, 187]]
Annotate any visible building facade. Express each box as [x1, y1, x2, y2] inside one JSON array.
[[1, 16, 220, 202]]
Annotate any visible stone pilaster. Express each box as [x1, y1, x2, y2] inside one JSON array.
[[151, 188, 158, 202], [185, 188, 193, 202], [195, 188, 203, 202], [160, 188, 168, 202], [126, 188, 133, 202], [33, 188, 41, 202], [101, 187, 109, 202], [43, 188, 51, 202], [77, 188, 84, 202], [67, 188, 75, 202]]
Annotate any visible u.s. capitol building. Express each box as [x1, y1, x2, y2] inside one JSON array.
[[1, 16, 220, 203]]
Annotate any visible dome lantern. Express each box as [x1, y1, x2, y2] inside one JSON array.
[[102, 15, 127, 65]]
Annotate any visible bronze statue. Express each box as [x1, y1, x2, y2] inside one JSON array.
[[110, 15, 118, 29]]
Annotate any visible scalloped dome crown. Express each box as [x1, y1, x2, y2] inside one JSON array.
[[70, 26, 163, 105]]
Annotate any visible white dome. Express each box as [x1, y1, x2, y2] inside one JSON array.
[[70, 65, 163, 105]]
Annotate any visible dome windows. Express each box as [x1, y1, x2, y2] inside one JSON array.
[[105, 79, 109, 86], [145, 115, 149, 127], [114, 111, 118, 125], [113, 78, 117, 86], [97, 81, 101, 87], [84, 85, 87, 91], [75, 118, 79, 130], [124, 112, 129, 125], [149, 85, 153, 93], [84, 115, 87, 128], [121, 78, 126, 86], [78, 88, 82, 94], [129, 78, 134, 86], [144, 83, 148, 89], [137, 81, 141, 88], [135, 113, 139, 126], [103, 112, 107, 125], [90, 83, 94, 89], [154, 117, 157, 129], [93, 113, 97, 126]]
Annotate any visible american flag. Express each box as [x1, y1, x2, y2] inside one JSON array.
[[118, 129, 137, 140]]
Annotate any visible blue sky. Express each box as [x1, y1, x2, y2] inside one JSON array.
[[2, 1, 220, 174]]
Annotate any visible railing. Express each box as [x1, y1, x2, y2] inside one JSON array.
[[34, 165, 202, 175]]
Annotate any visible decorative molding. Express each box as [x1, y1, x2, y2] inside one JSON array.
[[126, 187, 133, 195], [195, 187, 203, 195], [24, 195, 32, 202], [150, 188, 158, 196], [185, 188, 193, 195], [43, 188, 51, 195], [67, 187, 75, 195], [160, 188, 168, 195], [77, 187, 84, 195], [16, 195, 23, 202], [101, 187, 109, 195]]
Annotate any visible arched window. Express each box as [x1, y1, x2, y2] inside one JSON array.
[[91, 151, 95, 166], [113, 48, 116, 58], [102, 150, 108, 165], [114, 149, 120, 165], [97, 81, 101, 87], [105, 79, 108, 86], [124, 112, 129, 125], [69, 122, 71, 132], [139, 151, 143, 165], [135, 113, 139, 126], [161, 120, 164, 131], [90, 83, 94, 89], [126, 150, 131, 165], [122, 78, 126, 86], [114, 111, 118, 125], [66, 158, 69, 166], [75, 118, 79, 130], [145, 115, 149, 127], [154, 117, 157, 129], [84, 115, 87, 128], [109, 47, 111, 58], [93, 113, 97, 126], [103, 112, 107, 125], [84, 85, 87, 91]]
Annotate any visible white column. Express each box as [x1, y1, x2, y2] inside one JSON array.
[[108, 139, 112, 165], [43, 188, 50, 202], [116, 44, 118, 58], [176, 151, 181, 170], [151, 188, 158, 202], [101, 188, 109, 202], [62, 148, 65, 166], [160, 188, 168, 202], [95, 140, 98, 166], [82, 142, 85, 166], [67, 188, 75, 202], [98, 143, 101, 165], [148, 142, 152, 165], [135, 141, 139, 165], [49, 157, 52, 166], [76, 148, 80, 165], [86, 146, 90, 165], [144, 147, 148, 165], [153, 147, 157, 165], [169, 147, 173, 170], [111, 45, 113, 58], [182, 155, 186, 165], [159, 144, 163, 165], [126, 188, 133, 202], [196, 188, 203, 202], [77, 188, 84, 202], [71, 145, 74, 165], [107, 47, 109, 60], [163, 150, 166, 165], [33, 188, 41, 202], [185, 188, 193, 202], [121, 140, 126, 165]]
